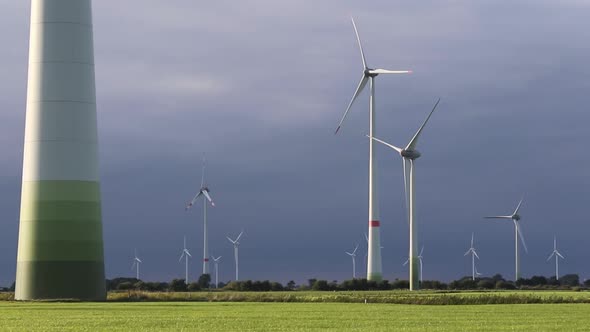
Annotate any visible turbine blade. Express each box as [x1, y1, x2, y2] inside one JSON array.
[[367, 135, 403, 153], [556, 252, 565, 259], [345, 252, 353, 256], [227, 236, 235, 244], [405, 98, 441, 151], [513, 198, 524, 215], [186, 251, 192, 257], [201, 155, 206, 187], [473, 251, 480, 259], [484, 216, 513, 219], [464, 249, 470, 256], [364, 233, 368, 242], [335, 75, 368, 134], [419, 246, 424, 256], [369, 69, 412, 75], [203, 191, 215, 207], [353, 244, 359, 255], [186, 192, 203, 210], [516, 221, 528, 253], [471, 233, 474, 247], [547, 252, 554, 261], [179, 253, 185, 262], [350, 17, 367, 69], [236, 231, 244, 242], [402, 259, 409, 266]]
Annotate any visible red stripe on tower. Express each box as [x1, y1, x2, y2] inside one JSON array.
[[369, 220, 380, 227], [203, 258, 209, 262]]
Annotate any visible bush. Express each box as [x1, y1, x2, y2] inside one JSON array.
[[495, 280, 516, 290], [312, 280, 331, 291], [187, 282, 201, 291], [391, 280, 409, 290], [477, 279, 495, 289], [169, 279, 188, 292], [117, 282, 134, 291]]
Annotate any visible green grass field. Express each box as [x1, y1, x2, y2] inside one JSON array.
[[1, 301, 590, 331]]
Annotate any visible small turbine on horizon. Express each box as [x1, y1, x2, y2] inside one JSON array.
[[179, 236, 192, 284], [335, 17, 411, 282], [547, 236, 565, 280], [186, 155, 216, 276], [369, 98, 441, 290], [227, 231, 244, 281], [345, 244, 360, 279], [464, 233, 480, 281], [485, 198, 528, 281], [212, 255, 222, 288], [404, 246, 425, 283], [131, 249, 142, 280]]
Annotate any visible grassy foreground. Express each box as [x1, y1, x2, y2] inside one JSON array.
[[1, 301, 590, 331]]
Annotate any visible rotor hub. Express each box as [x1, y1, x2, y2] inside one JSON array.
[[364, 68, 378, 77], [401, 149, 421, 160]]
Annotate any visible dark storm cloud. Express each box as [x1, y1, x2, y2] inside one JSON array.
[[1, 1, 590, 285]]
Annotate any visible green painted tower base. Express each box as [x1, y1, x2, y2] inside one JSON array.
[[15, 0, 105, 301]]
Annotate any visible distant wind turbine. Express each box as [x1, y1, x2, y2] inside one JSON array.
[[186, 156, 216, 276], [485, 198, 528, 281], [335, 17, 411, 282], [345, 244, 359, 279], [403, 246, 424, 283], [178, 236, 192, 284], [212, 256, 222, 288], [547, 236, 565, 280], [464, 233, 480, 281], [227, 231, 244, 281], [131, 249, 142, 280], [369, 98, 441, 290]]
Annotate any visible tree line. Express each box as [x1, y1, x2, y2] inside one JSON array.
[[99, 273, 590, 292]]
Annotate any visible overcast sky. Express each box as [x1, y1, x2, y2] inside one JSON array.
[[1, 0, 590, 286]]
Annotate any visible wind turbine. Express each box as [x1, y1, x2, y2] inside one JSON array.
[[369, 98, 441, 290], [484, 198, 528, 281], [335, 17, 411, 282], [179, 236, 192, 284], [227, 231, 243, 281], [404, 246, 425, 283], [131, 249, 142, 280], [345, 244, 359, 279], [212, 256, 222, 288], [547, 236, 565, 280], [186, 156, 216, 276], [464, 233, 480, 281], [475, 266, 483, 277]]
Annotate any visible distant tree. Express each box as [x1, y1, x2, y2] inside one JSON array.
[[270, 282, 283, 291], [529, 276, 548, 286], [9, 282, 15, 292], [391, 280, 409, 290], [242, 280, 253, 291], [217, 281, 227, 289], [377, 280, 391, 290], [559, 274, 580, 287], [187, 282, 201, 292], [169, 279, 188, 292], [286, 280, 296, 290], [547, 276, 559, 286], [134, 281, 146, 290], [422, 280, 446, 290], [198, 274, 212, 289], [307, 279, 317, 288], [223, 281, 241, 291], [495, 280, 516, 290], [117, 282, 134, 291], [491, 274, 504, 283], [312, 280, 330, 291], [477, 279, 495, 290]]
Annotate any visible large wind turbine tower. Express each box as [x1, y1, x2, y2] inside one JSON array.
[[335, 18, 411, 281], [15, 0, 106, 300]]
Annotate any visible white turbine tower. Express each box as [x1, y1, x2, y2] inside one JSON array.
[[178, 236, 192, 284], [369, 98, 441, 290], [212, 256, 222, 288], [485, 198, 528, 281], [464, 233, 480, 281], [345, 244, 359, 279], [335, 17, 411, 281], [547, 236, 565, 280], [131, 249, 142, 280], [186, 157, 216, 276], [227, 231, 244, 281]]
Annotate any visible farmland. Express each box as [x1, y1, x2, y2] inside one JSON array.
[[1, 301, 590, 331]]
